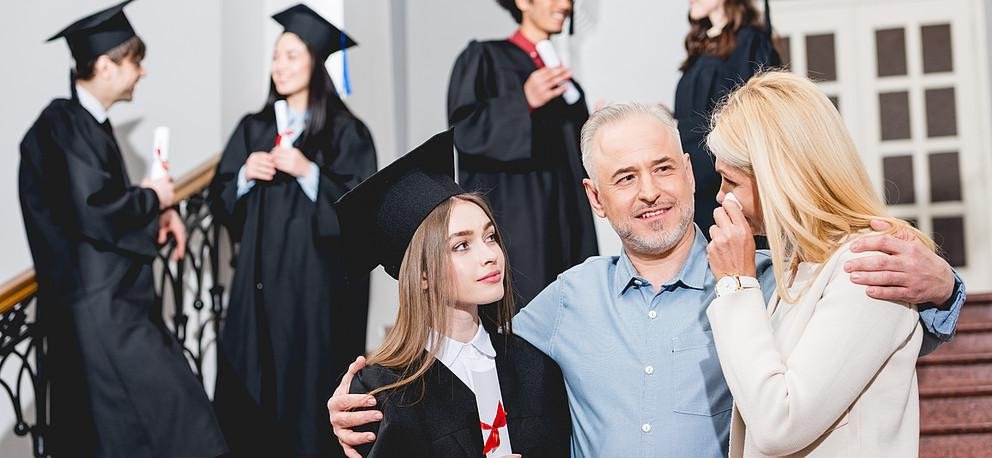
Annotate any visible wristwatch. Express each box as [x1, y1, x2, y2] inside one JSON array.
[[715, 275, 760, 297]]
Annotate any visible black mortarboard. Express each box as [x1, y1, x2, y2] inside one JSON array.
[[47, 0, 137, 64], [272, 3, 357, 60], [335, 130, 462, 280]]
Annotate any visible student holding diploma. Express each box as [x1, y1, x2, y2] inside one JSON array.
[[208, 4, 378, 456], [447, 0, 598, 305], [17, 1, 226, 456]]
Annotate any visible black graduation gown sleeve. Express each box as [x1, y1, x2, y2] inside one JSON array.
[[351, 367, 433, 457], [725, 26, 782, 85], [31, 103, 160, 258], [210, 114, 254, 242], [312, 114, 378, 238], [447, 40, 534, 162]]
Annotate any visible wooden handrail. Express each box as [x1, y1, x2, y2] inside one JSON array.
[[0, 269, 38, 316], [0, 155, 219, 315]]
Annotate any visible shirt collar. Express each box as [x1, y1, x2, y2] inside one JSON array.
[[429, 323, 497, 368], [508, 29, 545, 68], [613, 225, 710, 296], [75, 84, 108, 123]]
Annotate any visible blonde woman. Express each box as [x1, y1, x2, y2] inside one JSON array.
[[335, 131, 570, 457], [704, 71, 937, 456]]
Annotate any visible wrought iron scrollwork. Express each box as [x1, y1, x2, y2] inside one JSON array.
[[0, 185, 231, 457]]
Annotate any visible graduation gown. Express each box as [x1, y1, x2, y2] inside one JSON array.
[[18, 90, 227, 458], [351, 332, 571, 457], [674, 26, 780, 232], [209, 108, 377, 456], [447, 40, 598, 305]]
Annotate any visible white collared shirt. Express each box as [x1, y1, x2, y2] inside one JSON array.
[[75, 84, 108, 124], [430, 325, 513, 456]]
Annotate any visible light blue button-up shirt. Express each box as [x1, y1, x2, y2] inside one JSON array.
[[513, 226, 964, 457]]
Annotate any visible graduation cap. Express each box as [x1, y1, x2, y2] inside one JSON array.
[[272, 3, 357, 60], [47, 0, 137, 64], [335, 130, 462, 279]]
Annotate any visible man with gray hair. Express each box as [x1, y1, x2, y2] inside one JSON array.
[[328, 102, 964, 457]]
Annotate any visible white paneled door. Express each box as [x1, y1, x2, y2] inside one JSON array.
[[772, 0, 992, 291]]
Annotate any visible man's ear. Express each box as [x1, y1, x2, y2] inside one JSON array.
[[514, 0, 533, 16], [683, 153, 695, 193], [583, 178, 606, 218], [93, 55, 115, 80]]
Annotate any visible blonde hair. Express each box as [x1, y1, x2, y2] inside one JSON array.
[[580, 102, 681, 182], [365, 193, 515, 397], [707, 71, 935, 303]]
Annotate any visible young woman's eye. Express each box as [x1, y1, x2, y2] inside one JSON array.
[[452, 241, 468, 252], [484, 232, 498, 243]]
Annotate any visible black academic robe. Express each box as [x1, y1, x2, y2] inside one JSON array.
[[448, 40, 598, 306], [674, 26, 780, 232], [351, 332, 571, 457], [18, 89, 227, 458], [209, 108, 377, 456]]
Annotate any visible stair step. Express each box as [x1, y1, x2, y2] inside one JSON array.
[[931, 330, 992, 355], [920, 433, 992, 457], [921, 385, 992, 398], [961, 299, 992, 322], [957, 321, 992, 333], [921, 396, 992, 429], [919, 362, 992, 389], [919, 352, 992, 365], [921, 422, 992, 435]]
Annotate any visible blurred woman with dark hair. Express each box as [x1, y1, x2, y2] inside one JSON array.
[[674, 0, 781, 234], [209, 4, 377, 456]]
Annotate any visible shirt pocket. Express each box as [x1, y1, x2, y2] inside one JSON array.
[[672, 330, 733, 416]]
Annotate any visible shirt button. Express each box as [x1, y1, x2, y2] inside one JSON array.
[[644, 365, 655, 375], [648, 310, 657, 319], [256, 282, 264, 290], [633, 279, 643, 287], [642, 423, 652, 433]]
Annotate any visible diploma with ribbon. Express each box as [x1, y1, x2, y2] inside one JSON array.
[[472, 367, 512, 456], [149, 126, 170, 180], [274, 99, 293, 147]]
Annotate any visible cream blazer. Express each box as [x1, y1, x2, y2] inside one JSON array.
[[707, 242, 922, 457]]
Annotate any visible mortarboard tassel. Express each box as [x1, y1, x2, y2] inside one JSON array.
[[341, 31, 352, 96]]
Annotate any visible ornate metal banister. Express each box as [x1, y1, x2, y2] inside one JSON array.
[[0, 155, 228, 457]]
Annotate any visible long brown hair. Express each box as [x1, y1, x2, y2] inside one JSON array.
[[680, 0, 764, 71], [366, 193, 516, 397]]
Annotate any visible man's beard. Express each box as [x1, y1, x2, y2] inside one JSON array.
[[613, 201, 694, 254]]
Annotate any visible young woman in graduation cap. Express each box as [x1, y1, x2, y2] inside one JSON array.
[[335, 131, 571, 457], [208, 3, 377, 456], [674, 0, 781, 234]]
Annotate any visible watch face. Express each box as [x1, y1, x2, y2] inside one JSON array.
[[716, 276, 738, 296]]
